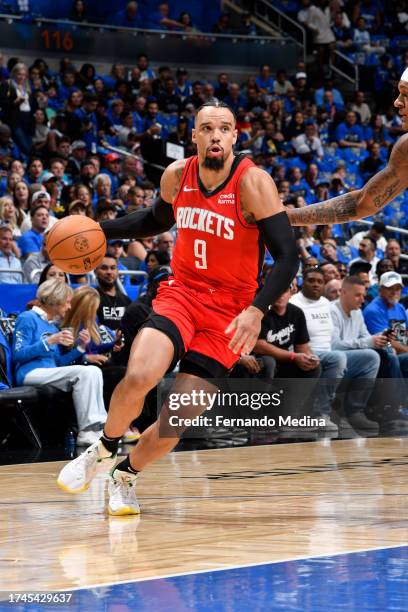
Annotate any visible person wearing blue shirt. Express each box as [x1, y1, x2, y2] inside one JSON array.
[[12, 280, 107, 446], [335, 111, 366, 149], [0, 225, 22, 283], [315, 83, 345, 109], [18, 206, 49, 258], [364, 271, 408, 378], [113, 1, 143, 28], [255, 65, 274, 94]]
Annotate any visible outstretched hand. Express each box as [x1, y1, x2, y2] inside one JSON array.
[[225, 306, 263, 356]]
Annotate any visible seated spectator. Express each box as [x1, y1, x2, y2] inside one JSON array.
[[149, 3, 184, 30], [0, 124, 21, 167], [95, 255, 131, 329], [351, 91, 372, 126], [273, 69, 294, 96], [330, 276, 382, 434], [20, 191, 58, 233], [290, 267, 346, 434], [335, 111, 367, 150], [349, 260, 371, 293], [366, 258, 396, 302], [70, 0, 87, 22], [359, 143, 386, 180], [331, 10, 353, 51], [385, 239, 408, 282], [18, 206, 49, 258], [212, 12, 233, 35], [293, 123, 324, 158], [145, 249, 170, 273], [113, 1, 142, 28], [61, 285, 122, 364], [325, 278, 342, 301], [95, 199, 117, 222], [0, 224, 22, 283], [0, 62, 38, 158], [254, 285, 321, 379], [156, 232, 174, 258], [25, 262, 68, 308], [13, 180, 30, 216], [349, 236, 380, 284], [235, 12, 258, 36], [12, 279, 107, 446], [68, 199, 88, 216], [347, 221, 387, 253], [364, 272, 408, 369], [352, 17, 385, 57], [0, 195, 22, 242]]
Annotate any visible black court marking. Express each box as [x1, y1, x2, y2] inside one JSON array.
[[181, 455, 408, 480]]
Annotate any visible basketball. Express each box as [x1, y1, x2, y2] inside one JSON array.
[[45, 216, 106, 274]]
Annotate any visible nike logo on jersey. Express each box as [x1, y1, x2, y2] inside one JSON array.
[[183, 186, 198, 192], [176, 206, 235, 240]]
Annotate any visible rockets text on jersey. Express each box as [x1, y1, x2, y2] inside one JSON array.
[[170, 154, 263, 298]]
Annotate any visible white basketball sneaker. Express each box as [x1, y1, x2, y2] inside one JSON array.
[[108, 468, 140, 516], [57, 440, 117, 494]]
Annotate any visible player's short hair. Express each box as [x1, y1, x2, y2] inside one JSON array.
[[196, 98, 236, 123]]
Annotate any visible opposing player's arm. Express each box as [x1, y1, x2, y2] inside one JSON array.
[[287, 134, 408, 226], [99, 159, 186, 239], [226, 168, 299, 355]]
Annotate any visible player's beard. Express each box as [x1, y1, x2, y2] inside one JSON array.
[[203, 155, 225, 170]]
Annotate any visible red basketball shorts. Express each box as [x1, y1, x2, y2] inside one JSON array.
[[151, 278, 253, 371]]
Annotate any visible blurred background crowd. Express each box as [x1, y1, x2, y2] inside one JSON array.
[[1, 0, 408, 448]]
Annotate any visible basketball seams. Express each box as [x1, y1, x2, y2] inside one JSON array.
[[47, 228, 104, 256], [51, 239, 106, 262]]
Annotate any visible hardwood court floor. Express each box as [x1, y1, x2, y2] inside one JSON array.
[[0, 438, 407, 592]]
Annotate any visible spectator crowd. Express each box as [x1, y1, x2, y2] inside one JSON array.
[[0, 0, 408, 445]]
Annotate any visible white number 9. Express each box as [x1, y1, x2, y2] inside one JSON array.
[[194, 239, 207, 269]]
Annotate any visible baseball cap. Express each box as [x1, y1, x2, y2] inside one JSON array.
[[108, 239, 124, 246], [105, 153, 120, 162], [296, 72, 307, 79], [379, 271, 403, 287], [31, 190, 51, 204], [71, 140, 87, 151], [41, 171, 58, 183]]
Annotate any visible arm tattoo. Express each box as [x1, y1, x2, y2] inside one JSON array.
[[171, 166, 184, 200], [287, 192, 358, 225]]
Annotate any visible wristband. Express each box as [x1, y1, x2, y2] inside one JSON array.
[[289, 351, 296, 361]]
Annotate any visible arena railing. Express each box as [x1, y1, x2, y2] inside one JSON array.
[[228, 0, 306, 64], [0, 269, 24, 280], [0, 13, 299, 70], [329, 50, 360, 91]]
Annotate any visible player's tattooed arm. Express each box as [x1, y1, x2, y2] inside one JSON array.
[[287, 134, 408, 225]]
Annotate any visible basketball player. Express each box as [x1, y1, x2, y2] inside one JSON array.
[[57, 100, 299, 515], [287, 73, 408, 226]]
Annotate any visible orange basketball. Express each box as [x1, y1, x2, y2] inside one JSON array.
[[45, 216, 107, 274]]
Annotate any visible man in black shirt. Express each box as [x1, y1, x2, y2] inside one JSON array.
[[95, 255, 131, 330], [254, 286, 321, 438], [254, 287, 321, 379]]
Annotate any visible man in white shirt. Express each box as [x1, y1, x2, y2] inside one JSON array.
[[347, 221, 387, 253], [349, 236, 380, 285], [293, 123, 324, 158], [330, 276, 383, 435], [290, 267, 346, 434]]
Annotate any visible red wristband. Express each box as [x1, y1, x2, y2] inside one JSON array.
[[289, 351, 296, 361]]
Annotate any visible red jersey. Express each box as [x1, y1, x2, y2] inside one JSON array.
[[171, 154, 262, 298]]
